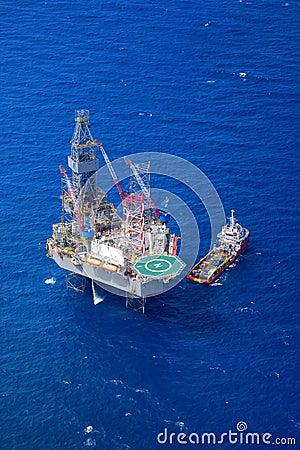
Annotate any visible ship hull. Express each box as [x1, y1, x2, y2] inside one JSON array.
[[51, 251, 172, 298], [186, 234, 249, 284]]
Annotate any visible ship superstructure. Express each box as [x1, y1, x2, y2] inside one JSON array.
[[47, 110, 185, 312], [186, 210, 249, 284]]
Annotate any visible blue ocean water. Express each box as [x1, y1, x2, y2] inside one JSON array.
[[1, 0, 299, 448]]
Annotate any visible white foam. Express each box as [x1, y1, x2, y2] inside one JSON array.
[[109, 379, 124, 385], [92, 280, 103, 305], [84, 437, 96, 447], [138, 112, 153, 117], [135, 388, 150, 394], [93, 296, 104, 305], [44, 277, 56, 285], [176, 421, 185, 430]]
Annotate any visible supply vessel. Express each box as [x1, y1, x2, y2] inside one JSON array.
[[46, 110, 185, 312], [186, 210, 249, 284]]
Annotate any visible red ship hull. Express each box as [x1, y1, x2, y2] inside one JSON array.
[[186, 233, 249, 284]]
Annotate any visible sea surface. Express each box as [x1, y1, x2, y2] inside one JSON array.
[[0, 1, 299, 449]]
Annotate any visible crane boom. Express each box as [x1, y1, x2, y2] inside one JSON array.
[[96, 142, 125, 200], [124, 157, 160, 219], [59, 165, 85, 231]]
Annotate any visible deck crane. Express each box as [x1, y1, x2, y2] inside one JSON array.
[[124, 157, 160, 219], [59, 165, 85, 231], [96, 142, 126, 200]]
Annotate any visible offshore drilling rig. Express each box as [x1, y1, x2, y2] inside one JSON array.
[[47, 110, 185, 312]]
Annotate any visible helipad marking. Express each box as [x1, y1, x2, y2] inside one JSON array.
[[133, 254, 186, 278], [144, 258, 172, 273]]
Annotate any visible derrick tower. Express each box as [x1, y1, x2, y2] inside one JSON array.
[[123, 162, 151, 258], [68, 110, 99, 195]]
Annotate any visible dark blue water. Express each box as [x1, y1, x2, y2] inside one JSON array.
[[1, 1, 299, 448]]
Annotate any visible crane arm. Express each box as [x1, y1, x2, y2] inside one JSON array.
[[96, 142, 125, 200], [124, 157, 160, 219]]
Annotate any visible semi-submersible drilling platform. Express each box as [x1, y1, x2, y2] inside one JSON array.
[[47, 110, 185, 312]]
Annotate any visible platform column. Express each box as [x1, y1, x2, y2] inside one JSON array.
[[125, 293, 146, 314], [66, 271, 86, 293], [125, 277, 146, 313]]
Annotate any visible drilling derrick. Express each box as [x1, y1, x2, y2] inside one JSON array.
[[68, 110, 99, 196], [47, 110, 186, 314]]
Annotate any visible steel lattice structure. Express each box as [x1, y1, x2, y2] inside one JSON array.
[[122, 160, 153, 259], [123, 192, 145, 259], [68, 110, 99, 196]]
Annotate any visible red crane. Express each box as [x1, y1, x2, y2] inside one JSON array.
[[124, 157, 160, 219], [96, 142, 125, 200]]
